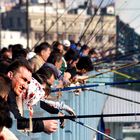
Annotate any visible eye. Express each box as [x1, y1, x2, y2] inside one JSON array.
[[23, 78, 30, 84]]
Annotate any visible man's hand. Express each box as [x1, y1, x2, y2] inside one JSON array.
[[43, 120, 58, 134]]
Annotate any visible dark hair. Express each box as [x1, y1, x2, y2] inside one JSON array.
[[35, 67, 56, 81], [52, 41, 60, 50], [89, 48, 96, 56], [0, 73, 11, 98], [11, 44, 24, 60], [0, 60, 11, 74], [64, 49, 79, 62], [47, 51, 62, 65], [0, 97, 12, 128], [33, 67, 55, 95], [76, 56, 93, 72], [12, 48, 28, 60], [7, 59, 33, 74], [11, 44, 23, 52], [34, 42, 51, 54], [80, 44, 89, 52], [0, 47, 8, 55], [52, 41, 63, 53]]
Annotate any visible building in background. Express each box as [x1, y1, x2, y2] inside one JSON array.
[[1, 1, 140, 58]]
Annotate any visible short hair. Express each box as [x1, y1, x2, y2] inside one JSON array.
[[47, 51, 62, 65], [76, 56, 93, 72], [80, 44, 89, 52], [0, 60, 11, 74], [0, 73, 11, 99], [12, 48, 28, 60], [34, 67, 56, 83], [7, 59, 33, 74], [33, 67, 55, 95], [64, 49, 79, 62], [0, 96, 12, 128], [34, 42, 51, 54]]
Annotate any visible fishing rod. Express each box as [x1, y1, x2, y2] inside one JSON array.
[[86, 17, 113, 45], [70, 61, 139, 87], [86, 88, 140, 105], [79, 61, 140, 83], [32, 0, 75, 50], [86, 9, 140, 59], [113, 70, 136, 80], [85, 16, 103, 44], [90, 32, 140, 66], [51, 79, 140, 93], [85, 0, 114, 45], [93, 48, 140, 66], [65, 0, 91, 31], [93, 12, 140, 49], [18, 112, 140, 121], [90, 36, 140, 65], [78, 0, 104, 43], [87, 0, 128, 44], [71, 119, 116, 140]]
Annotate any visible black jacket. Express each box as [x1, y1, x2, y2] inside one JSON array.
[[7, 90, 44, 133]]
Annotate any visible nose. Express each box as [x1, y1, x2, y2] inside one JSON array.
[[22, 82, 28, 90]]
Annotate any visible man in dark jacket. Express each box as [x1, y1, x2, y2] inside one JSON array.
[[7, 59, 58, 133]]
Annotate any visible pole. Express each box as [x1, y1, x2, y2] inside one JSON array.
[[18, 112, 140, 121], [44, 0, 47, 42], [26, 0, 29, 49], [71, 119, 116, 140], [51, 79, 140, 93], [56, 1, 59, 40]]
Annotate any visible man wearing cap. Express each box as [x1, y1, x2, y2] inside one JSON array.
[[62, 40, 71, 54]]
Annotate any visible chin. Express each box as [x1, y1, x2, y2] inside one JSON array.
[[16, 91, 22, 96]]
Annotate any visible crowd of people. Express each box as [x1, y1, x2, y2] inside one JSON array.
[[0, 40, 98, 139]]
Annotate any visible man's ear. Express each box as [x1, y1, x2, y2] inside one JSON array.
[[7, 71, 13, 79]]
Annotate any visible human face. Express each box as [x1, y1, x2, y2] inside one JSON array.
[[41, 48, 51, 61], [9, 66, 32, 96], [57, 44, 64, 54], [55, 58, 63, 69], [47, 74, 55, 85]]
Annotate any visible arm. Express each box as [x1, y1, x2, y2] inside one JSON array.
[[8, 91, 58, 133]]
